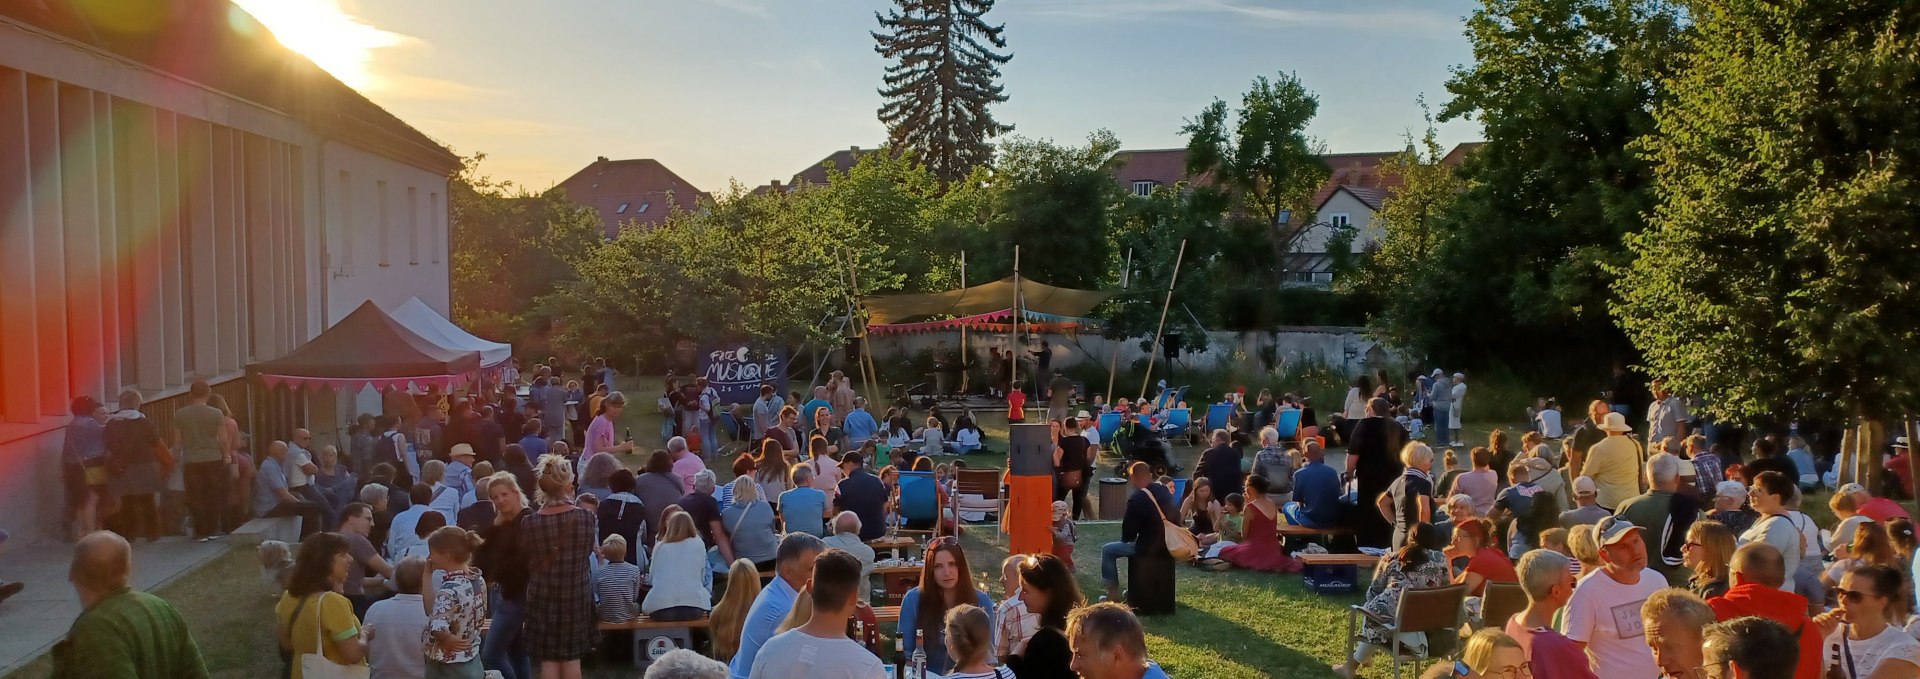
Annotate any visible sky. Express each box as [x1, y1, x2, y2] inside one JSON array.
[[232, 0, 1485, 193]]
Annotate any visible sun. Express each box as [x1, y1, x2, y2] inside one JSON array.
[[229, 0, 409, 91]]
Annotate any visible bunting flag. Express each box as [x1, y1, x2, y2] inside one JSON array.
[[257, 372, 473, 393], [865, 308, 1096, 336]]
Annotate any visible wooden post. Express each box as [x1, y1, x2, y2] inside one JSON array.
[[1011, 246, 1022, 399], [1906, 419, 1920, 517], [1104, 248, 1130, 404], [845, 250, 880, 407], [1137, 240, 1188, 402], [959, 251, 969, 395]]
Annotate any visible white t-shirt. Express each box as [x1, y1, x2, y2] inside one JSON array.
[[1536, 410, 1564, 438], [1081, 428, 1100, 446], [1825, 623, 1920, 678], [1789, 511, 1826, 560], [747, 628, 886, 679], [1562, 567, 1665, 679], [1741, 514, 1803, 593], [286, 445, 313, 487], [947, 669, 1021, 679]]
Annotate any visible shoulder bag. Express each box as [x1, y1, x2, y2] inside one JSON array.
[[1147, 490, 1199, 561], [289, 594, 369, 679]]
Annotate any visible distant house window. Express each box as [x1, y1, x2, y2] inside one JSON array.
[[616, 203, 629, 214], [1329, 213, 1352, 229], [1131, 180, 1156, 197], [637, 203, 651, 213]]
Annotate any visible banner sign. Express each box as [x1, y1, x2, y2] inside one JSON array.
[[699, 345, 786, 405]]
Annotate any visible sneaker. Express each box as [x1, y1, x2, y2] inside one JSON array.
[[208, 533, 228, 541], [194, 536, 210, 543], [0, 581, 23, 604]]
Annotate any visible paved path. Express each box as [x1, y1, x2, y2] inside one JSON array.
[[0, 537, 227, 675]]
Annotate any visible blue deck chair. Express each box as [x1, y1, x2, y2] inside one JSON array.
[[1205, 403, 1233, 432], [1098, 412, 1122, 443], [1276, 408, 1302, 441], [898, 470, 941, 528], [1171, 478, 1189, 501], [1161, 408, 1191, 439]]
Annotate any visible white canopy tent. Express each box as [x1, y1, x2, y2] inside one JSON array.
[[389, 297, 513, 369]]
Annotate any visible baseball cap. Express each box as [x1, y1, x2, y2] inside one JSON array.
[[1841, 482, 1868, 496], [1572, 476, 1598, 496], [1714, 480, 1746, 499], [1595, 516, 1643, 546]]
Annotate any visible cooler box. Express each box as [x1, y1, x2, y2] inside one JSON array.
[[1303, 562, 1359, 594]]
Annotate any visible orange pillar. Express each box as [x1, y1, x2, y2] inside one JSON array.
[[1007, 475, 1053, 556]]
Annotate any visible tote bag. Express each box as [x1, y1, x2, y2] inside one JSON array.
[[1147, 490, 1199, 561], [290, 595, 368, 679]]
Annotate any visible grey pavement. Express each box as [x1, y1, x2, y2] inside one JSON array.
[[0, 536, 227, 676]]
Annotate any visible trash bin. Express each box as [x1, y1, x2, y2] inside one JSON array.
[[1098, 477, 1129, 520]]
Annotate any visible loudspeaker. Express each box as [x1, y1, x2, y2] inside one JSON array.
[[1008, 423, 1054, 476], [1007, 422, 1056, 556], [1163, 333, 1182, 360], [845, 336, 862, 362]]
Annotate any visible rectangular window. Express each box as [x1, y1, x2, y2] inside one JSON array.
[[1329, 213, 1352, 229], [1131, 180, 1155, 197], [430, 191, 441, 263], [377, 180, 389, 266], [337, 171, 351, 268], [407, 186, 419, 264]]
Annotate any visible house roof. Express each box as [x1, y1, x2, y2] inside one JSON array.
[[792, 146, 878, 187], [1327, 185, 1394, 211], [556, 157, 709, 234], [1109, 148, 1194, 190], [1112, 142, 1485, 212], [0, 0, 460, 175]]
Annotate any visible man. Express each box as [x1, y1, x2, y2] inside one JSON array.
[[1048, 370, 1076, 423], [363, 557, 428, 679], [752, 384, 784, 442], [1564, 400, 1614, 476], [1742, 439, 1800, 490], [473, 404, 506, 468], [173, 381, 230, 542], [286, 428, 338, 531], [445, 443, 478, 501], [649, 650, 731, 679], [1841, 481, 1912, 522], [1427, 372, 1453, 449], [820, 512, 875, 602], [1283, 438, 1342, 529], [693, 376, 720, 457], [53, 531, 209, 677], [1079, 411, 1103, 448], [1066, 602, 1171, 679], [842, 397, 879, 450], [1706, 480, 1758, 535], [1702, 616, 1799, 679], [1580, 412, 1644, 511], [800, 386, 832, 437], [1706, 543, 1821, 679], [680, 470, 736, 565], [747, 549, 881, 678], [539, 375, 571, 441], [834, 453, 889, 541], [668, 436, 704, 494], [1102, 462, 1175, 603], [386, 483, 436, 558], [1507, 550, 1593, 675], [1613, 453, 1702, 587], [1347, 397, 1408, 547], [1641, 588, 1717, 679], [1560, 476, 1611, 527], [1194, 429, 1245, 501], [729, 533, 827, 679], [1250, 426, 1295, 505], [1646, 378, 1691, 445], [828, 372, 855, 426], [253, 440, 327, 538], [1562, 516, 1665, 678]]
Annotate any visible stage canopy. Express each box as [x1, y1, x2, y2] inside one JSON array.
[[248, 300, 482, 391], [861, 277, 1112, 325], [390, 297, 512, 368]]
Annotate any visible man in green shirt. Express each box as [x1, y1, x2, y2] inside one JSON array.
[[1614, 452, 1701, 587], [54, 531, 208, 678], [173, 381, 230, 541]]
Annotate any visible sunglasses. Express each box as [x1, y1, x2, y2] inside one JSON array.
[[931, 536, 960, 548], [1682, 541, 1702, 549], [1839, 588, 1881, 604]]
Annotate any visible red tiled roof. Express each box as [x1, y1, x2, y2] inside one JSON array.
[[1441, 141, 1486, 167], [792, 146, 878, 188], [1109, 149, 1195, 192], [1113, 142, 1485, 212], [556, 158, 709, 235], [1333, 185, 1393, 211]]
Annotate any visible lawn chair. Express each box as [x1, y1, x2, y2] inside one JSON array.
[[897, 470, 942, 536], [1476, 581, 1528, 632], [1345, 583, 1468, 679], [1160, 408, 1192, 443], [1205, 403, 1233, 433], [1275, 409, 1302, 443], [1097, 412, 1122, 444], [953, 468, 1003, 534]]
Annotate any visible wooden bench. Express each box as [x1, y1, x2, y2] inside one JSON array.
[[873, 605, 900, 624], [1296, 552, 1380, 567], [232, 516, 302, 545], [600, 615, 711, 669], [1277, 524, 1354, 537]]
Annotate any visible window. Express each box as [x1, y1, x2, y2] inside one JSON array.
[[1131, 180, 1156, 197], [430, 192, 441, 263], [637, 203, 651, 213], [376, 180, 389, 266], [337, 171, 352, 268], [1329, 213, 1352, 229], [615, 202, 629, 214], [407, 187, 419, 264]]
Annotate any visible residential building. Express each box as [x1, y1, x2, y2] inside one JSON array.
[[752, 144, 880, 195], [0, 0, 459, 540], [557, 157, 708, 236]]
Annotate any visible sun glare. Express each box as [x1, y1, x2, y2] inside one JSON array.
[[230, 0, 408, 91]]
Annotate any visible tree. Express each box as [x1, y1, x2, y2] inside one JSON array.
[[953, 131, 1124, 289], [449, 154, 602, 355], [1346, 104, 1468, 350], [1181, 72, 1330, 288], [873, 0, 1014, 184], [1616, 0, 1920, 489]]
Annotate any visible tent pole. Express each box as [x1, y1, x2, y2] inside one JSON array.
[[1105, 248, 1131, 404], [847, 250, 881, 409], [1012, 245, 1021, 401], [959, 251, 969, 397], [1137, 240, 1188, 402]]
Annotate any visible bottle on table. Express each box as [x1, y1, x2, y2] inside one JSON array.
[[910, 630, 927, 679]]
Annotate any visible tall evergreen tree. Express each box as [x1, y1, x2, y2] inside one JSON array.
[[872, 0, 1013, 184]]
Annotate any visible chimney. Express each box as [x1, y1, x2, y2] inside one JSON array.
[[596, 156, 608, 163], [850, 145, 860, 153], [771, 179, 782, 187]]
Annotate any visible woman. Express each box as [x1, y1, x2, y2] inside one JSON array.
[[1823, 521, 1900, 594], [634, 451, 683, 548], [1740, 471, 1804, 585], [944, 604, 1018, 679], [1682, 519, 1737, 600], [63, 396, 109, 541], [722, 477, 780, 569], [503, 443, 538, 502], [335, 502, 395, 619], [707, 557, 761, 661], [208, 393, 250, 530], [522, 454, 598, 678], [952, 412, 984, 454], [597, 469, 645, 564], [1814, 563, 1920, 679], [658, 377, 682, 443], [577, 451, 619, 503], [1005, 553, 1080, 679], [476, 472, 533, 679], [752, 440, 791, 510], [1382, 443, 1437, 550], [1182, 477, 1224, 548], [1436, 449, 1466, 500], [1337, 523, 1451, 678], [275, 532, 368, 678], [1419, 629, 1528, 679], [1054, 418, 1093, 521], [1887, 518, 1917, 564], [916, 416, 948, 458], [1218, 476, 1303, 573], [1434, 494, 1475, 544], [103, 390, 166, 542], [643, 511, 713, 622], [582, 391, 634, 459], [1454, 447, 1499, 518], [901, 537, 996, 674], [1486, 430, 1517, 486], [1254, 389, 1277, 432], [806, 435, 843, 495], [313, 446, 357, 515], [1444, 518, 1516, 597]]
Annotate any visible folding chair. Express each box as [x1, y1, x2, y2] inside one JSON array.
[[1205, 403, 1233, 432], [897, 470, 941, 537], [1476, 581, 1528, 632], [1097, 412, 1122, 444], [953, 468, 1004, 534], [1276, 409, 1302, 443], [1161, 408, 1192, 443], [1345, 583, 1468, 679]]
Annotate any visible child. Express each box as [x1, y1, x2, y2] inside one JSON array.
[[424, 526, 487, 677], [993, 556, 1039, 661], [1831, 492, 1871, 558], [1398, 406, 1425, 440], [1049, 500, 1077, 570], [594, 535, 644, 624], [1205, 493, 1246, 559], [1539, 527, 1579, 577]]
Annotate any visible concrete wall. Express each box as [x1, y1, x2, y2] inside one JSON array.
[[853, 327, 1405, 388]]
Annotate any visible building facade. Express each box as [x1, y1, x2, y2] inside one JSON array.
[[0, 0, 459, 540]]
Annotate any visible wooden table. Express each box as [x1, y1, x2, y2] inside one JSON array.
[[867, 536, 919, 560]]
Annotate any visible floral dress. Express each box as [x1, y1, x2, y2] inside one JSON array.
[[522, 501, 598, 661], [1357, 549, 1450, 647]]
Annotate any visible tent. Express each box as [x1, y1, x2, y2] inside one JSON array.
[[860, 276, 1112, 325], [389, 297, 512, 369], [247, 300, 482, 392]]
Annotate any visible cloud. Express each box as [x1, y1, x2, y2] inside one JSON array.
[[1019, 0, 1459, 35], [364, 72, 502, 102], [416, 117, 577, 139], [700, 0, 770, 18]]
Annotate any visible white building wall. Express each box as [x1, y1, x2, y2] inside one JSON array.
[[1295, 190, 1381, 254], [321, 140, 452, 324]]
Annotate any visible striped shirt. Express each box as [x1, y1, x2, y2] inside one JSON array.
[[594, 561, 644, 623]]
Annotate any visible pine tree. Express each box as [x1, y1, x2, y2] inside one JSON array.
[[872, 0, 1013, 184]]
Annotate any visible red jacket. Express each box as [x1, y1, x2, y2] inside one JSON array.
[[1709, 583, 1822, 679]]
